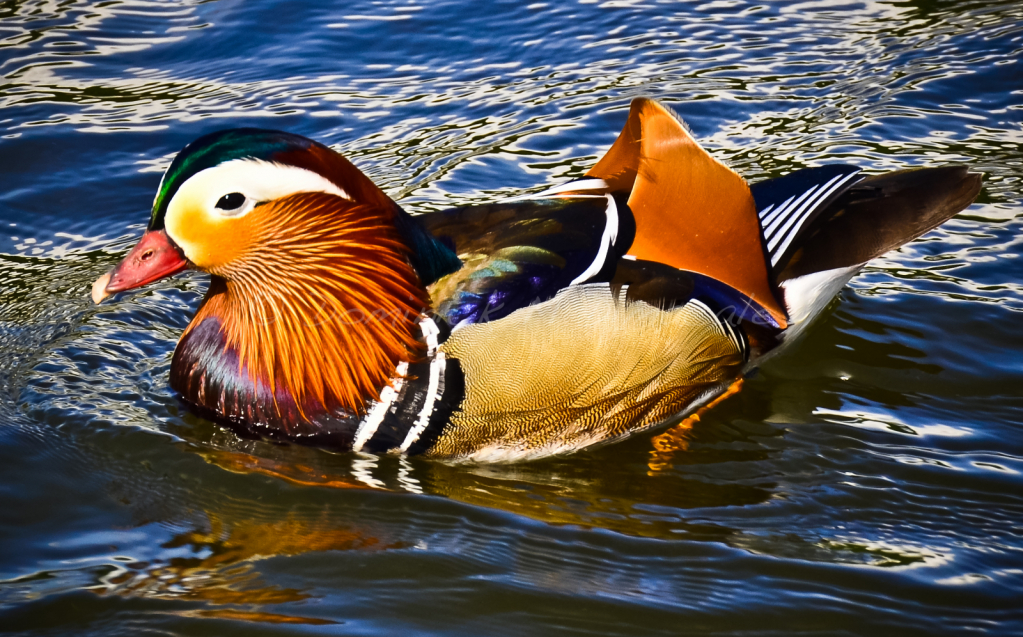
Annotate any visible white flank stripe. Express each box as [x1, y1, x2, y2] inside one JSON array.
[[757, 202, 776, 221], [769, 172, 860, 265], [765, 184, 823, 240], [352, 361, 409, 451], [420, 316, 440, 355], [570, 193, 619, 285], [400, 352, 446, 452]]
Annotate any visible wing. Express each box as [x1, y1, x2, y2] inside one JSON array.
[[419, 98, 789, 329], [419, 189, 634, 327], [586, 97, 787, 327]]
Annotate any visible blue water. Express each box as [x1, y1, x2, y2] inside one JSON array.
[[1, 0, 1021, 634]]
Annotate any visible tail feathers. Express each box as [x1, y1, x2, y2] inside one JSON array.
[[771, 165, 982, 334], [750, 165, 864, 277], [776, 166, 982, 282]]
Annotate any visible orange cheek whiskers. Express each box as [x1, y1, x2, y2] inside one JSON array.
[[180, 192, 429, 424]]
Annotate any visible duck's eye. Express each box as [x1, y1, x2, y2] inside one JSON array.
[[215, 192, 246, 210]]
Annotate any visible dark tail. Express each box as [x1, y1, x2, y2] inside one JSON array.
[[774, 166, 982, 282]]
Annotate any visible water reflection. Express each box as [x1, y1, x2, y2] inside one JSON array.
[[0, 508, 389, 625], [165, 420, 949, 576], [94, 513, 393, 612], [190, 435, 778, 543]]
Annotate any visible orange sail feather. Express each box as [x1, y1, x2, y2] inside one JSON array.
[[587, 98, 787, 326]]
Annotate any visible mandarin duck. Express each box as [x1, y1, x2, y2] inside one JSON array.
[[90, 98, 982, 462]]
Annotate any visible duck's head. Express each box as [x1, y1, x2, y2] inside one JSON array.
[[92, 129, 461, 434]]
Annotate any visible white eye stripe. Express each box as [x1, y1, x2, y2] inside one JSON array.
[[168, 157, 351, 221]]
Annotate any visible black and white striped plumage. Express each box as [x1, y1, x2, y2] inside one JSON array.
[[752, 166, 864, 273], [351, 317, 465, 455]]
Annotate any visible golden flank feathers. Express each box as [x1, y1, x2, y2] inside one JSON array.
[[432, 284, 743, 461], [184, 192, 428, 420], [587, 98, 787, 327]]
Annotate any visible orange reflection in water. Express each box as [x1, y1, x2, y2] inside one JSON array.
[[648, 379, 744, 473], [200, 449, 382, 490], [179, 608, 340, 625], [97, 507, 400, 625]]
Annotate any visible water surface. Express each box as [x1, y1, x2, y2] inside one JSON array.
[[1, 0, 1021, 634]]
